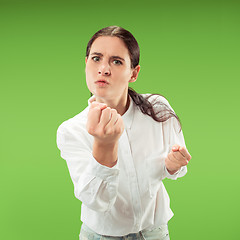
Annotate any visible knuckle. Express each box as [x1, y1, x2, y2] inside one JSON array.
[[110, 109, 117, 114], [98, 129, 105, 136], [90, 102, 97, 108], [103, 107, 111, 115], [92, 107, 101, 113], [180, 159, 188, 166], [116, 127, 122, 134], [91, 104, 100, 110], [104, 129, 111, 135], [87, 125, 95, 135]]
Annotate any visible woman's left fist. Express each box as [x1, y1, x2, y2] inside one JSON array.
[[165, 145, 191, 175]]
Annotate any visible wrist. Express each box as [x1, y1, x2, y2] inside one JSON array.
[[166, 168, 180, 175], [93, 139, 118, 168], [94, 138, 118, 149]]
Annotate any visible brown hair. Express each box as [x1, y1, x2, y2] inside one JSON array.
[[86, 26, 181, 129]]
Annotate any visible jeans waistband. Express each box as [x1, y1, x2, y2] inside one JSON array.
[[81, 223, 168, 236]]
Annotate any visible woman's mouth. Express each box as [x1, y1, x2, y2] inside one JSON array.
[[95, 80, 109, 87]]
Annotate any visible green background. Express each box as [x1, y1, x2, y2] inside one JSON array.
[[1, 0, 239, 239]]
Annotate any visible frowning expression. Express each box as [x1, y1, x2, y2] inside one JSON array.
[[85, 36, 137, 102]]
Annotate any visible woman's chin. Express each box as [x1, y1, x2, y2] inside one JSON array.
[[94, 89, 111, 99]]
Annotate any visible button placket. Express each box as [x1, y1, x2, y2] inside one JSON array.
[[120, 130, 143, 231]]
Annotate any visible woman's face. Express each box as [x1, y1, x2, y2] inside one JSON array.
[[85, 36, 139, 103]]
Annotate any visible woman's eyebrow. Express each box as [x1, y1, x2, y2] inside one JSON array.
[[111, 56, 125, 62], [90, 52, 103, 56], [90, 52, 125, 61]]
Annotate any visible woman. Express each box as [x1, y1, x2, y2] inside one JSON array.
[[57, 26, 191, 240]]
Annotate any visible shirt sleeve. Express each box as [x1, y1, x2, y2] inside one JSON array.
[[163, 116, 188, 180], [152, 95, 188, 180], [56, 123, 120, 212]]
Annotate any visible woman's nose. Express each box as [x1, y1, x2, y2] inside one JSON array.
[[98, 63, 111, 76]]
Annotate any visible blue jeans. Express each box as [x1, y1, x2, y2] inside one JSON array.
[[79, 223, 170, 240]]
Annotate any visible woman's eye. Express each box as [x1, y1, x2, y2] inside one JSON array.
[[92, 56, 100, 62], [113, 60, 122, 65]]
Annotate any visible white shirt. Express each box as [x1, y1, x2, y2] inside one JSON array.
[[56, 94, 187, 236]]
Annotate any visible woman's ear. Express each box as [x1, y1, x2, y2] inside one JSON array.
[[129, 65, 140, 83]]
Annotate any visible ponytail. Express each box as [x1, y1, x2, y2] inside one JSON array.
[[128, 87, 181, 131], [89, 88, 181, 131]]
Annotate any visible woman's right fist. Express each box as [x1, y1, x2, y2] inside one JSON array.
[[86, 101, 124, 145]]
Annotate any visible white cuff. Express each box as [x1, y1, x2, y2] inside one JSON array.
[[164, 165, 187, 180], [89, 154, 120, 182]]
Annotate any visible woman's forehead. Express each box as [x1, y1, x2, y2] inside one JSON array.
[[90, 36, 130, 58]]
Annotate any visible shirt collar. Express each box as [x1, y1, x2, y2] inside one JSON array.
[[87, 95, 134, 129]]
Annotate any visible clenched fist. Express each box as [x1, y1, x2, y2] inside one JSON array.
[[165, 145, 191, 174], [86, 101, 124, 145], [86, 99, 124, 167]]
